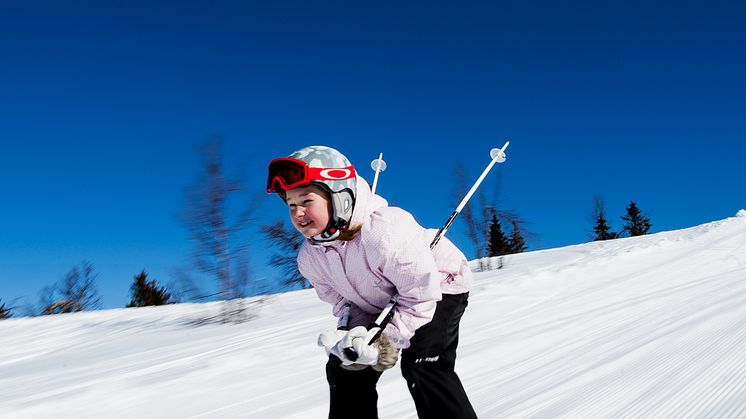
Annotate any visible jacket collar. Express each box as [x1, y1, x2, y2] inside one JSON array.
[[306, 175, 388, 248]]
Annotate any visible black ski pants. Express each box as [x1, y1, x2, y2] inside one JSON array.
[[326, 292, 477, 419]]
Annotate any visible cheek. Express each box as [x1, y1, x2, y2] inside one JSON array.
[[313, 204, 331, 221]]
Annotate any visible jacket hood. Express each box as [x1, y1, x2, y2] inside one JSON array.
[[349, 175, 388, 228], [307, 175, 387, 247]]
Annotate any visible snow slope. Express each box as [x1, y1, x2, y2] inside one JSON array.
[[2, 211, 746, 418]]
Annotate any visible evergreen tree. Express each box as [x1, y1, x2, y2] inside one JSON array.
[[127, 270, 173, 307], [0, 299, 12, 320], [590, 195, 617, 241], [487, 215, 511, 256], [621, 201, 652, 236], [508, 220, 528, 253], [593, 214, 616, 240]]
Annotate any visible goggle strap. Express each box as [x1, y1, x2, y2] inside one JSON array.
[[267, 158, 356, 192]]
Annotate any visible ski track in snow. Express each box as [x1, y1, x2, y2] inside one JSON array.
[[1, 213, 745, 418]]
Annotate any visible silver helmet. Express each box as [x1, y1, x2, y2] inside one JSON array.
[[287, 145, 356, 241]]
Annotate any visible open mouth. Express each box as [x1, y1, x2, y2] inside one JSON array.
[[299, 220, 313, 228]]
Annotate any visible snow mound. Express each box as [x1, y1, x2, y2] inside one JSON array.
[[737, 209, 746, 217]]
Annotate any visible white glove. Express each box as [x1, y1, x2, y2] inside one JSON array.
[[318, 329, 348, 357], [328, 326, 381, 366]]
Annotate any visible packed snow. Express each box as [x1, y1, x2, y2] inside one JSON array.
[[2, 211, 746, 418]]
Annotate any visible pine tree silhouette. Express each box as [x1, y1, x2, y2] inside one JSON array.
[[0, 299, 12, 320], [487, 215, 511, 256], [590, 195, 617, 241], [127, 271, 173, 307], [508, 220, 527, 253], [621, 201, 652, 236], [593, 213, 616, 240]]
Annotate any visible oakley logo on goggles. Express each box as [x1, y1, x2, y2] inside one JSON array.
[[267, 157, 356, 192]]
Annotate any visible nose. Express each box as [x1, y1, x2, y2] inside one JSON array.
[[293, 206, 305, 218]]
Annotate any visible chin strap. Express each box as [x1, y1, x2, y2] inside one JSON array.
[[311, 218, 346, 243], [312, 227, 340, 242]]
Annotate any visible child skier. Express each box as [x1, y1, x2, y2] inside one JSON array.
[[267, 145, 477, 419]]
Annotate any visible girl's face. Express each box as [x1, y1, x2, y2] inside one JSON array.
[[285, 185, 332, 237]]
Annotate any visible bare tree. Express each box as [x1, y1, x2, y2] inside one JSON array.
[[261, 220, 308, 289], [43, 261, 101, 315], [169, 266, 207, 302], [508, 220, 528, 253], [36, 285, 56, 316], [179, 138, 258, 322], [453, 163, 531, 270]]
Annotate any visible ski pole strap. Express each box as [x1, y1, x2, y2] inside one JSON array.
[[337, 302, 352, 330]]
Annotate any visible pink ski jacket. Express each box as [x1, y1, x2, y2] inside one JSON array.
[[297, 177, 472, 349]]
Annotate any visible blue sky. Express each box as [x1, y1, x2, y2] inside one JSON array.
[[1, 1, 744, 311]]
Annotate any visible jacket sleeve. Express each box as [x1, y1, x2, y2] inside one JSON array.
[[366, 208, 443, 349], [297, 245, 347, 319]]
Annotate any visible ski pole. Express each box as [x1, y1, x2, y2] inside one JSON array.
[[430, 141, 509, 249], [337, 152, 388, 332], [370, 152, 387, 194], [344, 141, 510, 362]]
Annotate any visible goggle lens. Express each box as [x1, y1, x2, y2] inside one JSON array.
[[267, 159, 308, 192]]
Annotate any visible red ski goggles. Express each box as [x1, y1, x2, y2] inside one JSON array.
[[267, 157, 356, 193]]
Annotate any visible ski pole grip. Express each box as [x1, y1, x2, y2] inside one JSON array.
[[342, 321, 390, 363], [343, 347, 359, 362]]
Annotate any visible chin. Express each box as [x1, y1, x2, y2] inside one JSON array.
[[296, 227, 317, 238], [305, 230, 321, 238]]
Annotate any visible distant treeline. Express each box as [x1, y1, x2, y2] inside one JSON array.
[[1, 141, 654, 320]]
